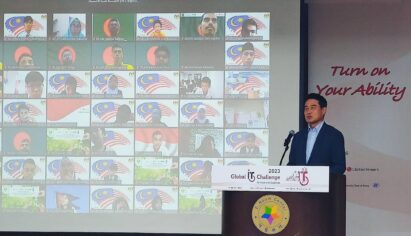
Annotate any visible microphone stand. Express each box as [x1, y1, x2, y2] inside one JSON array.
[[279, 144, 290, 166]]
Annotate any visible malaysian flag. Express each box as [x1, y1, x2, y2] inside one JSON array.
[[92, 73, 131, 93], [136, 102, 175, 122], [137, 73, 175, 94], [92, 159, 129, 178], [49, 73, 86, 93], [103, 131, 131, 148], [4, 159, 25, 179], [135, 188, 174, 209], [92, 188, 128, 209], [225, 131, 263, 152], [226, 15, 266, 36], [92, 102, 120, 122], [232, 76, 264, 93], [5, 16, 44, 36], [181, 102, 219, 122], [138, 16, 176, 36], [226, 44, 265, 65], [4, 102, 42, 122], [48, 158, 86, 178], [180, 160, 206, 180]]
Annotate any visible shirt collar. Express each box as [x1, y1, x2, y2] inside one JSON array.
[[308, 120, 325, 133]]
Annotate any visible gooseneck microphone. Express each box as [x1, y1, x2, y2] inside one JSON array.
[[279, 130, 295, 165], [283, 130, 295, 147]]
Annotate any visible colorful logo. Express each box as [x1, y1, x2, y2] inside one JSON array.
[[4, 159, 25, 179], [226, 15, 266, 36], [226, 44, 265, 65], [92, 159, 129, 178], [5, 16, 44, 36], [92, 188, 129, 209], [93, 73, 131, 93], [138, 16, 176, 36], [49, 73, 86, 93], [180, 102, 219, 122], [137, 73, 175, 94], [92, 102, 120, 122], [4, 102, 42, 122], [252, 195, 290, 234], [226, 132, 263, 152], [48, 158, 86, 178], [230, 75, 265, 93], [135, 188, 173, 209], [136, 102, 175, 122]]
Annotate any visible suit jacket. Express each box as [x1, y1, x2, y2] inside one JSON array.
[[239, 146, 260, 154], [287, 122, 346, 174]]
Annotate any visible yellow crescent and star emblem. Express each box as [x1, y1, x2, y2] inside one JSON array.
[[252, 195, 290, 235]]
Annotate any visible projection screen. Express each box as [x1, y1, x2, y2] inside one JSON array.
[[0, 0, 300, 234]]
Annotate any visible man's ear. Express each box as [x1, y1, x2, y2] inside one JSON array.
[[321, 107, 327, 116]]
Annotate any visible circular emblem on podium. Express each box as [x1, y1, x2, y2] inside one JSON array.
[[251, 195, 290, 235]]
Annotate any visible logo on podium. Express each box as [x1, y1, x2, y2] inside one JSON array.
[[252, 195, 290, 234]]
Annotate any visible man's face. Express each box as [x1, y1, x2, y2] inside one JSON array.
[[109, 20, 120, 36], [241, 49, 255, 66], [24, 21, 33, 32], [22, 163, 36, 180], [112, 47, 124, 65], [108, 76, 118, 89], [200, 13, 217, 37], [198, 108, 206, 119], [65, 83, 76, 95], [20, 139, 31, 152], [82, 131, 91, 145], [155, 50, 169, 66], [18, 108, 30, 122], [19, 55, 34, 67], [153, 134, 163, 150], [62, 50, 73, 65], [91, 128, 104, 146], [70, 21, 82, 36], [304, 99, 326, 128], [247, 24, 257, 36], [60, 160, 75, 180], [57, 193, 69, 206], [154, 23, 161, 32], [200, 82, 209, 94], [152, 109, 161, 123], [246, 137, 255, 148], [26, 80, 43, 98]]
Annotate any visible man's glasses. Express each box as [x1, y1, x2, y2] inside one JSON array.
[[203, 17, 217, 23]]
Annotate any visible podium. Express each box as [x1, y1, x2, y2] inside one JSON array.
[[212, 166, 346, 236]]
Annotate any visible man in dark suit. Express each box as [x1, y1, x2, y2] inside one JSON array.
[[240, 133, 260, 155], [288, 93, 346, 174]]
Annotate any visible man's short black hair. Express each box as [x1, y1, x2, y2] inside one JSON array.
[[18, 103, 29, 112], [23, 158, 35, 166], [65, 76, 77, 86], [25, 71, 44, 84], [247, 132, 256, 140], [152, 130, 163, 138], [306, 93, 327, 108], [201, 77, 211, 86], [241, 18, 257, 36], [110, 18, 120, 23], [153, 20, 162, 27], [154, 46, 169, 56], [112, 44, 123, 51], [24, 16, 33, 23], [242, 42, 254, 52]]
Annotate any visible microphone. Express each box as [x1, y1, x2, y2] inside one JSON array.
[[283, 130, 295, 147], [279, 130, 295, 165]]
